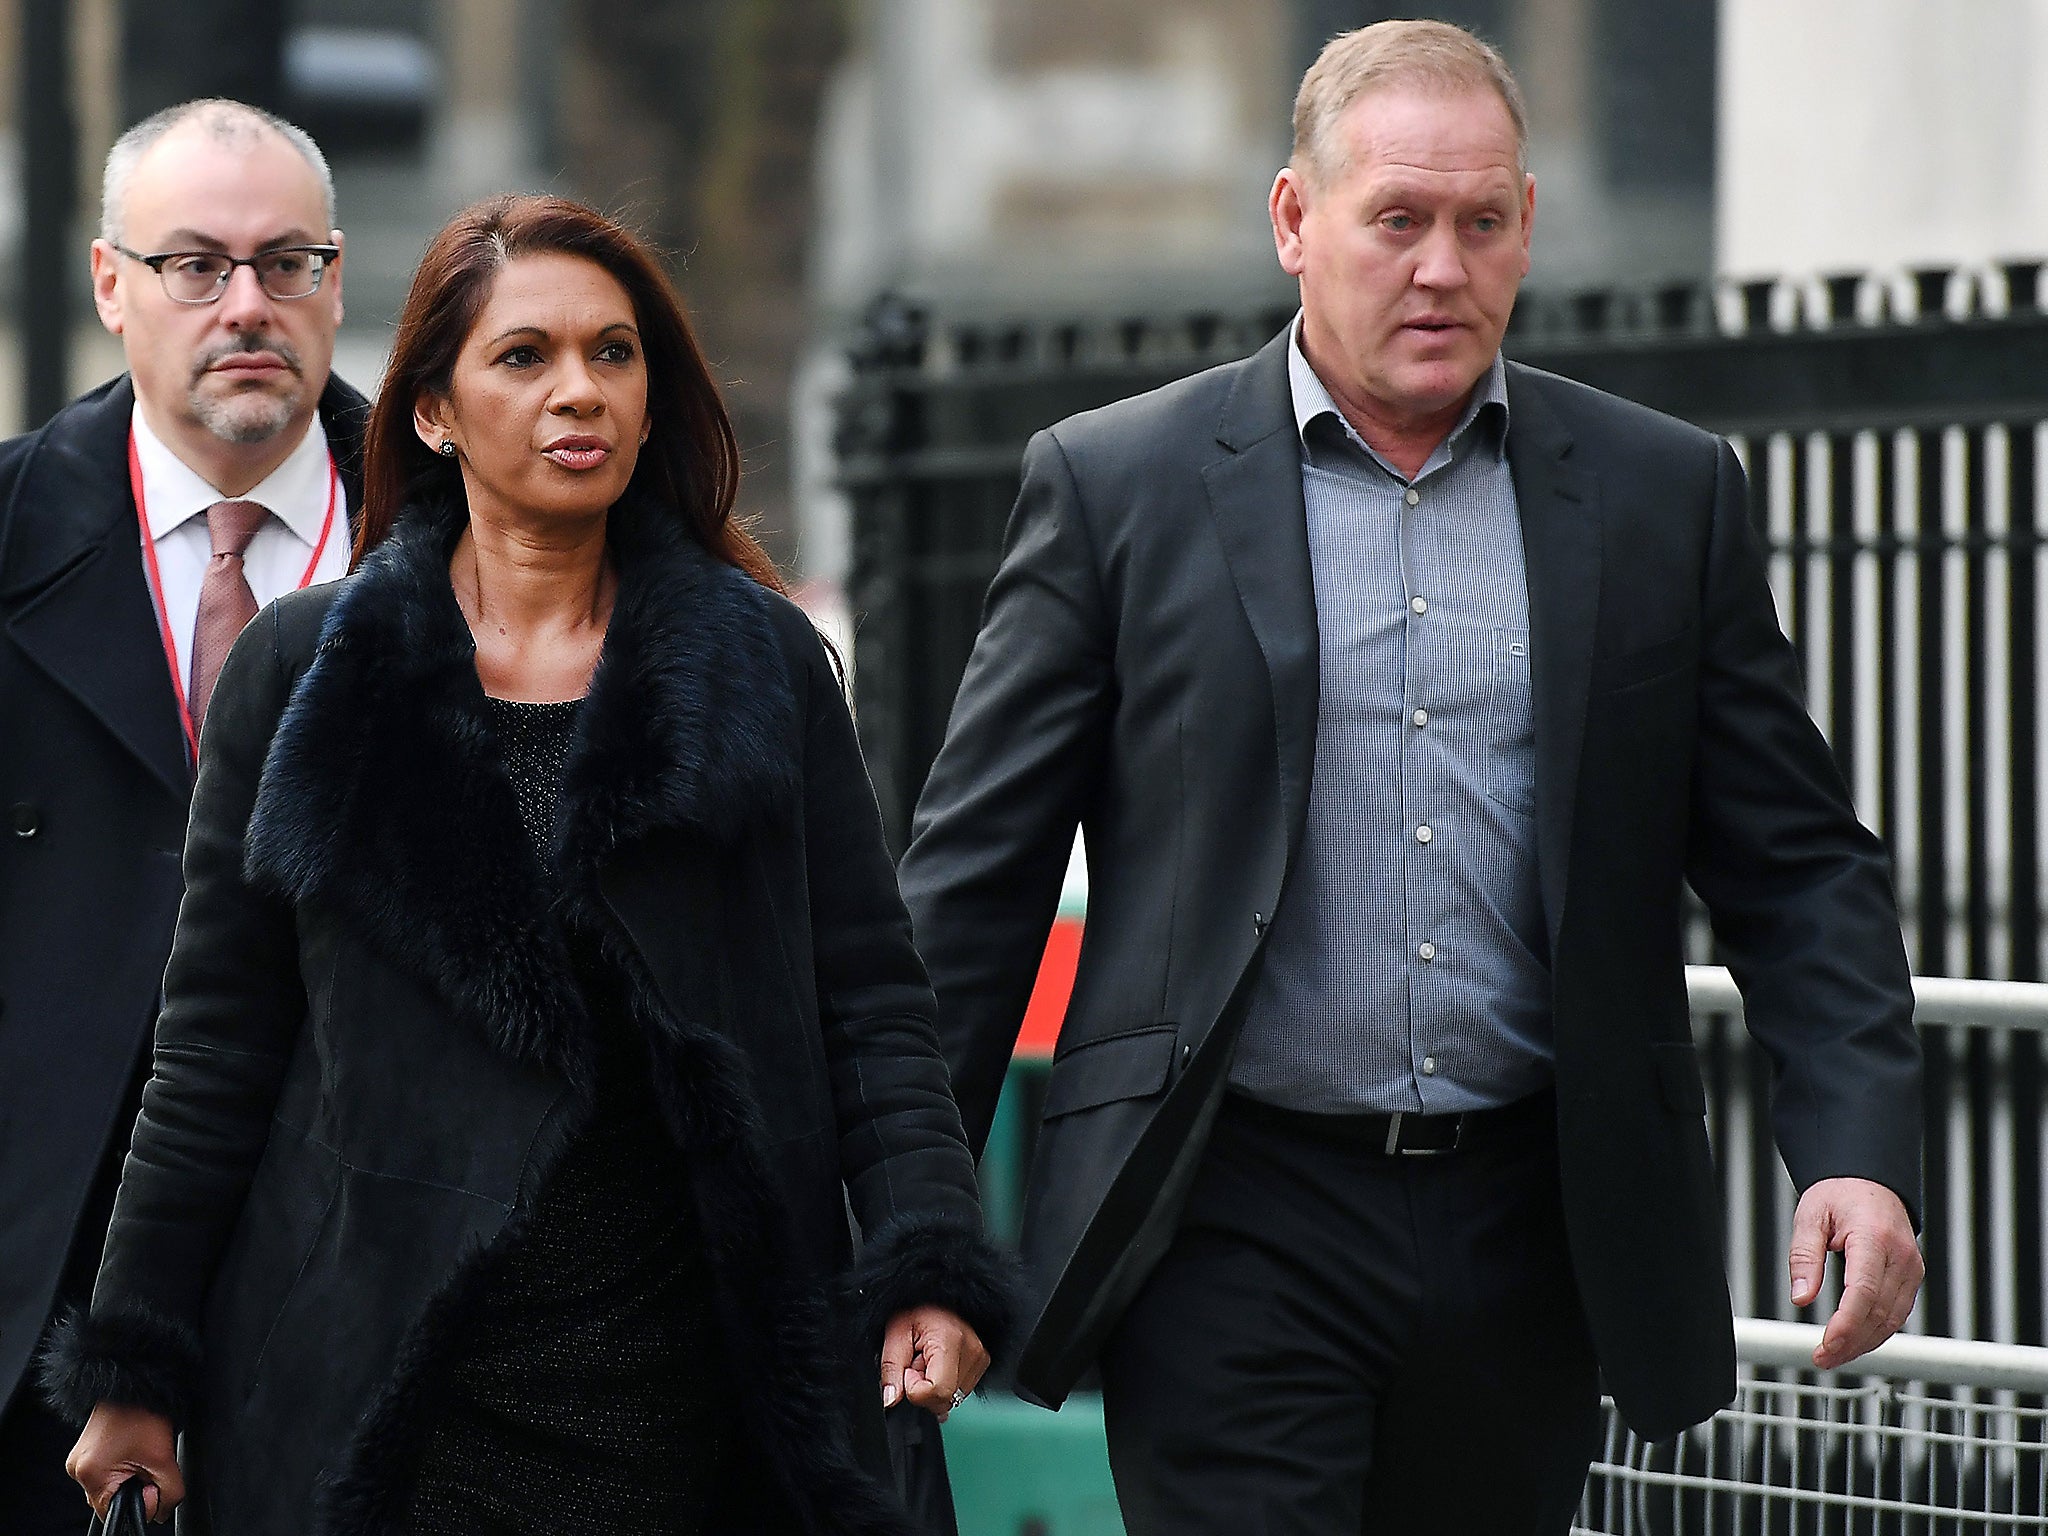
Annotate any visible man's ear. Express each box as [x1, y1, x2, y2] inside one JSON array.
[[90, 240, 126, 336], [325, 228, 347, 328], [1519, 173, 1536, 276], [1271, 168, 1311, 278]]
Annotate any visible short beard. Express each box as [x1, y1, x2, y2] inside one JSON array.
[[188, 334, 306, 445], [190, 388, 299, 444]]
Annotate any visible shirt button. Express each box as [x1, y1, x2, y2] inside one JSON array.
[[10, 803, 40, 838], [1411, 708, 1428, 728], [1418, 941, 1437, 961], [1404, 487, 1420, 507], [1415, 824, 1433, 845], [1421, 1056, 1438, 1075], [1410, 596, 1428, 615]]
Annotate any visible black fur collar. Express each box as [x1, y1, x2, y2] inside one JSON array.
[[243, 493, 798, 1074]]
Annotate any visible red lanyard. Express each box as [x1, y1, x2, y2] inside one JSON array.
[[130, 427, 341, 759]]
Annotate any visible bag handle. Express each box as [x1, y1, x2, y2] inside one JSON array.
[[88, 1478, 153, 1536]]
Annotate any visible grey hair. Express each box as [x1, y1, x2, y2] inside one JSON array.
[[1293, 20, 1528, 186], [100, 99, 335, 245]]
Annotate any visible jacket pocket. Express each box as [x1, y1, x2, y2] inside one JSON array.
[[1042, 1025, 1179, 1119], [1653, 1041, 1708, 1115]]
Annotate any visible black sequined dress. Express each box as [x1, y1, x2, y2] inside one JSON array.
[[407, 696, 732, 1535]]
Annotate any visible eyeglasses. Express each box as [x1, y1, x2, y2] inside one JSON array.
[[111, 243, 340, 304]]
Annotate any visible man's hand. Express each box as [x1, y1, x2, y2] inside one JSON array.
[[66, 1401, 183, 1523], [1788, 1176, 1923, 1370], [879, 1306, 991, 1422]]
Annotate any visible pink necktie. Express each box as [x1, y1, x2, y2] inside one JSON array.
[[187, 499, 269, 736]]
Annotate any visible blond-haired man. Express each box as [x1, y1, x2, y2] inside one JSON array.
[[901, 20, 1922, 1531]]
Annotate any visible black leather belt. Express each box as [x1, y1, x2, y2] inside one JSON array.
[[1223, 1086, 1554, 1157]]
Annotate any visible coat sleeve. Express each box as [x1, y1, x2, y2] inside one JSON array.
[[895, 428, 1117, 1157], [1683, 437, 1923, 1224], [792, 625, 1020, 1359], [40, 606, 306, 1427]]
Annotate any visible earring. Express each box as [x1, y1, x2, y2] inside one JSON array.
[[437, 440, 457, 458]]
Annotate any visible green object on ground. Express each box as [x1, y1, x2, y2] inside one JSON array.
[[943, 1392, 1125, 1536]]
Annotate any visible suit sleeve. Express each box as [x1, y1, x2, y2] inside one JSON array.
[[40, 608, 306, 1427], [1684, 438, 1923, 1224], [896, 427, 1118, 1157], [794, 628, 1019, 1358]]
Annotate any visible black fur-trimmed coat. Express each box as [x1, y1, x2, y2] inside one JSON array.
[[42, 494, 1015, 1535]]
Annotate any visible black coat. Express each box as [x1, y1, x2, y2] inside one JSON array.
[[0, 375, 367, 1413], [41, 494, 1013, 1535], [898, 332, 1922, 1441]]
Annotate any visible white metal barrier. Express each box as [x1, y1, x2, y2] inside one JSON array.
[[1685, 964, 2048, 1034], [1682, 964, 2048, 1344], [1576, 1317, 2048, 1533], [1592, 968, 2048, 1530]]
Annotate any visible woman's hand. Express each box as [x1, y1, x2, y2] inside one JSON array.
[[879, 1306, 991, 1423], [67, 1402, 183, 1523]]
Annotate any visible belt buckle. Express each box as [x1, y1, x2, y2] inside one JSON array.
[[1384, 1110, 1464, 1157]]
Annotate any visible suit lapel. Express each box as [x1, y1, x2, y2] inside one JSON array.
[[1200, 334, 1319, 861], [1506, 365, 1601, 946], [0, 378, 190, 802]]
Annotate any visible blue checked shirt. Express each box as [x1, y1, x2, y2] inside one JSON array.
[[1228, 322, 1554, 1115]]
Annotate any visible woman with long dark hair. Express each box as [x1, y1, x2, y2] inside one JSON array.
[[45, 194, 1012, 1535]]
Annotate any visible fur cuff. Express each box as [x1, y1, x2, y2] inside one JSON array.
[[38, 1303, 203, 1428], [851, 1212, 1024, 1368]]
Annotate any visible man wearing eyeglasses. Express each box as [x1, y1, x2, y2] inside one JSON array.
[[0, 98, 365, 1532]]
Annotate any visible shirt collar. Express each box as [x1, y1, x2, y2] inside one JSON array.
[[131, 403, 334, 546], [1286, 312, 1510, 475]]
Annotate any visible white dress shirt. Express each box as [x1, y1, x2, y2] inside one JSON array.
[[131, 405, 350, 691]]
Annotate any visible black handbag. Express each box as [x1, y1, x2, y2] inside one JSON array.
[[88, 1478, 153, 1535]]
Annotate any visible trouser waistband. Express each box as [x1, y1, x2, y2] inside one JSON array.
[[1220, 1085, 1556, 1156]]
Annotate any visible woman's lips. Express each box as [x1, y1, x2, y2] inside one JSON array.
[[542, 439, 613, 471]]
